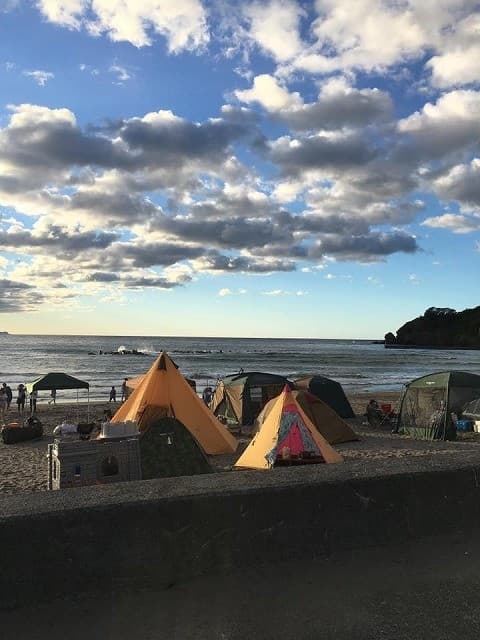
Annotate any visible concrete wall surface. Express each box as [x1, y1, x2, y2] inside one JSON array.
[[1, 455, 480, 614]]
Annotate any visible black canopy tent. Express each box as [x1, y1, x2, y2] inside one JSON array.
[[26, 372, 90, 421]]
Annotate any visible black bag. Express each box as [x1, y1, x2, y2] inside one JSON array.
[[1, 424, 43, 444]]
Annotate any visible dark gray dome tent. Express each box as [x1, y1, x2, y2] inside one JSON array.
[[398, 371, 480, 440], [211, 372, 292, 426], [294, 375, 354, 419]]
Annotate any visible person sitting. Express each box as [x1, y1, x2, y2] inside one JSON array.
[[202, 387, 213, 406], [366, 399, 383, 426]]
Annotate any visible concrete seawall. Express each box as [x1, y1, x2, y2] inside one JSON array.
[[2, 455, 480, 613]]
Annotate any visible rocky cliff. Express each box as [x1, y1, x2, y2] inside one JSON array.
[[385, 306, 480, 349]]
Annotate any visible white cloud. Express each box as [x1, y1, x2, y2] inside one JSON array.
[[79, 63, 99, 76], [109, 64, 133, 83], [37, 0, 88, 29], [397, 90, 480, 161], [422, 213, 480, 233], [262, 289, 287, 295], [37, 0, 209, 51], [295, 290, 308, 296], [23, 70, 54, 86], [243, 0, 305, 62], [218, 288, 232, 296], [235, 74, 302, 112]]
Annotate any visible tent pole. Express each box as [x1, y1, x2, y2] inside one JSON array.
[[76, 389, 79, 423], [87, 389, 90, 422]]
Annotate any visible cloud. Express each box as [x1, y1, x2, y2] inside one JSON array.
[[0, 278, 44, 312], [109, 64, 133, 83], [243, 0, 305, 62], [262, 289, 287, 296], [37, 0, 209, 51], [79, 63, 99, 76], [422, 213, 480, 234], [397, 90, 480, 162], [218, 288, 232, 296], [309, 231, 419, 262], [23, 70, 54, 86], [269, 130, 376, 176], [235, 74, 302, 111], [237, 75, 392, 132], [431, 159, 480, 207], [279, 78, 393, 131]]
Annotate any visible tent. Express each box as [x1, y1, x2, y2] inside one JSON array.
[[255, 389, 358, 445], [138, 407, 212, 479], [26, 372, 90, 420], [463, 397, 480, 421], [397, 371, 480, 440], [111, 352, 237, 455], [235, 385, 343, 470], [126, 374, 196, 393], [294, 375, 354, 418], [211, 371, 293, 426], [26, 372, 89, 392]]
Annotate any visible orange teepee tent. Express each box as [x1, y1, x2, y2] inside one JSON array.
[[235, 385, 343, 469], [111, 352, 237, 455]]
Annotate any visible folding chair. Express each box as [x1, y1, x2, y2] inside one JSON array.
[[379, 403, 397, 429]]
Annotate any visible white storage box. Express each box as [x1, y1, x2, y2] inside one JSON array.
[[101, 420, 139, 439]]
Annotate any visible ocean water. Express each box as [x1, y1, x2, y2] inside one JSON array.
[[1, 334, 480, 402]]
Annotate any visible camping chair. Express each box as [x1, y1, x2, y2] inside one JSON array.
[[379, 404, 397, 429]]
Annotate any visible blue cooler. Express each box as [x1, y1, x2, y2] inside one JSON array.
[[457, 419, 473, 432]]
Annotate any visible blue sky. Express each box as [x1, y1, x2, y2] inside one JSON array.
[[0, 0, 479, 338]]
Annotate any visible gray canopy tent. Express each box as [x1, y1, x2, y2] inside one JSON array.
[[26, 372, 90, 421]]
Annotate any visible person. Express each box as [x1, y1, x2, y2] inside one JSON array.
[[109, 386, 117, 402], [202, 386, 213, 406], [29, 388, 38, 414], [366, 399, 383, 426], [48, 388, 57, 404], [0, 387, 7, 426], [5, 383, 12, 409], [2, 383, 12, 410], [121, 378, 128, 402], [16, 384, 26, 416]]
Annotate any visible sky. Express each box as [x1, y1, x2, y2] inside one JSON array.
[[0, 0, 479, 338]]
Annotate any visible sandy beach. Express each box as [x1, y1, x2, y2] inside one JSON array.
[[1, 390, 479, 495]]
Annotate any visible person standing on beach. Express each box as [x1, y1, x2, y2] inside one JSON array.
[[48, 388, 56, 404], [4, 383, 12, 409], [29, 389, 38, 414], [121, 378, 128, 402], [109, 386, 117, 402], [16, 384, 26, 416], [0, 388, 7, 426]]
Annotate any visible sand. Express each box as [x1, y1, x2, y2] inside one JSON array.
[[0, 390, 479, 494]]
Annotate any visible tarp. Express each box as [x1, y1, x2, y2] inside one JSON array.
[[255, 390, 358, 445], [26, 372, 89, 392], [112, 352, 237, 455], [211, 371, 293, 425], [235, 385, 343, 469], [294, 375, 354, 418]]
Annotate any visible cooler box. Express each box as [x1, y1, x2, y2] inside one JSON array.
[[456, 419, 473, 432]]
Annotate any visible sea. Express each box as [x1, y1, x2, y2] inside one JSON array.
[[1, 334, 480, 402]]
